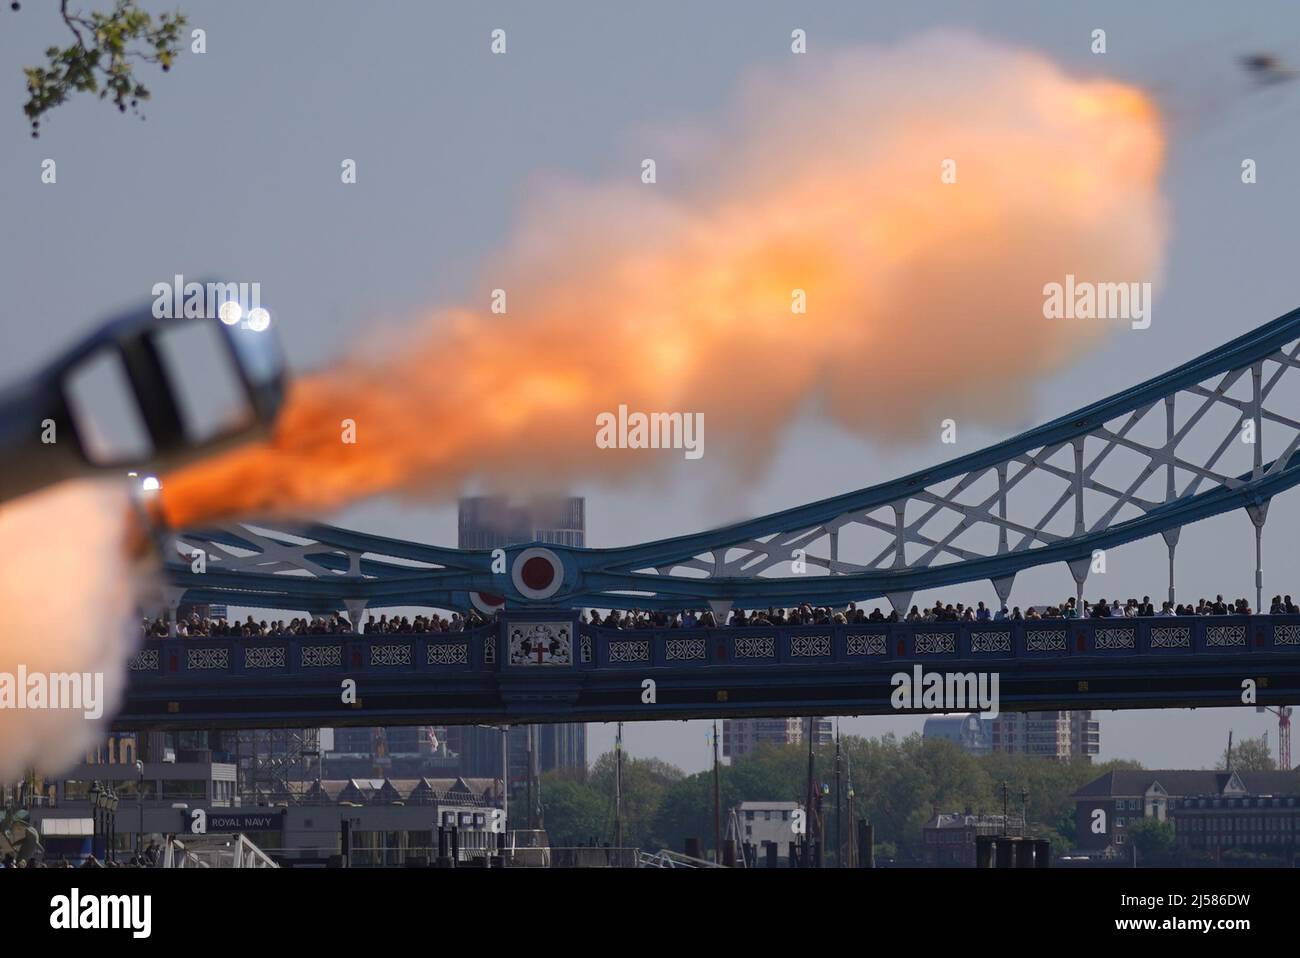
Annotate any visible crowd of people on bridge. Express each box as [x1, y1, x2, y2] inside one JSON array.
[[143, 613, 360, 638], [581, 593, 1291, 629], [361, 611, 493, 633], [141, 609, 495, 638], [140, 592, 1295, 639]]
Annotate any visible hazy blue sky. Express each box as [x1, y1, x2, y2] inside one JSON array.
[[4, 1, 1300, 774]]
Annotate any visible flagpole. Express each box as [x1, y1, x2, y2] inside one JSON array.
[[834, 720, 842, 868], [615, 722, 624, 858], [805, 716, 816, 868], [712, 720, 721, 865]]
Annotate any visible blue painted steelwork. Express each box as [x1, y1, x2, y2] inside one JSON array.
[[162, 304, 1300, 612], [119, 614, 1300, 728]]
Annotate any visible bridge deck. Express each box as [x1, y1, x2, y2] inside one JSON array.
[[117, 614, 1300, 729]]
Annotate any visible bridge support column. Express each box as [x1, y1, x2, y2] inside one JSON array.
[[991, 575, 1014, 612], [828, 529, 846, 615], [1067, 558, 1090, 618], [996, 463, 1009, 555], [1161, 528, 1180, 607], [1247, 502, 1270, 614], [1247, 360, 1268, 612], [1071, 438, 1086, 537], [1163, 396, 1178, 607], [162, 586, 184, 638], [886, 592, 913, 619], [707, 600, 733, 627], [891, 501, 907, 570], [343, 598, 368, 634]]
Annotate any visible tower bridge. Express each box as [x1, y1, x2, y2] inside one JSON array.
[[124, 304, 1300, 727]]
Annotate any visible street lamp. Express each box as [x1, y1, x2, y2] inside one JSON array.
[[106, 788, 119, 863], [846, 788, 856, 868], [475, 723, 509, 832], [88, 781, 101, 862], [136, 759, 145, 859]]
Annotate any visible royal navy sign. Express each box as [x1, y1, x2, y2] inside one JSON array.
[[183, 808, 285, 834]]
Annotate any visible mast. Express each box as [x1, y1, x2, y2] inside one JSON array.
[[712, 720, 721, 864], [526, 724, 539, 829], [805, 716, 816, 867], [501, 725, 509, 832], [615, 722, 624, 855], [834, 721, 842, 867], [842, 735, 856, 868]]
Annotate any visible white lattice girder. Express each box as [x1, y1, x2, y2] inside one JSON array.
[[169, 523, 456, 580], [623, 342, 1300, 587]]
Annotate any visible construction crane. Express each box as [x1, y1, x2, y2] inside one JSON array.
[[1257, 706, 1294, 769]]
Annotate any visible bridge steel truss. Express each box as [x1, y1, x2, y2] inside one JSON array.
[[158, 305, 1300, 622]]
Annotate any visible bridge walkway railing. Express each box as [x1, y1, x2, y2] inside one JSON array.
[[124, 614, 1300, 682]]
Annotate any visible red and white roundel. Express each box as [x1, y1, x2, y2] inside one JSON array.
[[511, 547, 565, 601], [469, 591, 506, 615]]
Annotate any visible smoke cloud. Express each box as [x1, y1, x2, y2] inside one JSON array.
[[159, 31, 1168, 526], [0, 480, 133, 782]]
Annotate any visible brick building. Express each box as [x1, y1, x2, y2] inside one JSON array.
[[1071, 768, 1300, 856]]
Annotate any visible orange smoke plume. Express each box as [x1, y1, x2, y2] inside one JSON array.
[[161, 32, 1167, 528]]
